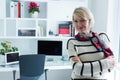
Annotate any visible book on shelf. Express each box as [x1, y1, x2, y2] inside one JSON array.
[[58, 22, 71, 37], [10, 1, 24, 18], [37, 26, 44, 37], [18, 1, 21, 18], [58, 21, 74, 37], [10, 1, 14, 18], [20, 1, 25, 18], [11, 1, 19, 18], [70, 24, 75, 37]]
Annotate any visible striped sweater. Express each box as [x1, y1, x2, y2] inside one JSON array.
[[67, 32, 115, 79]]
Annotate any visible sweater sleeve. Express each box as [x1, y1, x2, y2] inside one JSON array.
[[67, 38, 78, 58], [73, 57, 116, 77], [98, 33, 114, 56]]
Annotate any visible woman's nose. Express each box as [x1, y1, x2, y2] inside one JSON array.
[[77, 21, 81, 26]]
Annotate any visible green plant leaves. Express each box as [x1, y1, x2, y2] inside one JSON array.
[[0, 41, 18, 55]]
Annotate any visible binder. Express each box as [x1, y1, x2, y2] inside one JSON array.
[[14, 2, 18, 18], [10, 1, 15, 18], [20, 2, 24, 18]]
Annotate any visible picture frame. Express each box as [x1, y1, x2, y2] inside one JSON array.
[[18, 29, 36, 36]]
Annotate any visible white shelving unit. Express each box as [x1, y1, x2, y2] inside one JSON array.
[[0, 0, 88, 55]]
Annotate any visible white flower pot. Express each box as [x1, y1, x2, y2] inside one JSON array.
[[31, 11, 39, 18]]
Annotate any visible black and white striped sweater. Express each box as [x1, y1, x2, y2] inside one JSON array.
[[67, 33, 114, 79]]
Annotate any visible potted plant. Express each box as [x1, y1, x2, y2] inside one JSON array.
[[0, 41, 18, 55], [28, 1, 40, 18]]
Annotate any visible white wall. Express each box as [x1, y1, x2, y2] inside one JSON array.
[[88, 0, 108, 33], [107, 0, 120, 60], [0, 0, 5, 18]]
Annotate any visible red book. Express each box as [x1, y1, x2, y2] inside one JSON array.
[[18, 2, 21, 18], [59, 24, 70, 34], [59, 28, 70, 34]]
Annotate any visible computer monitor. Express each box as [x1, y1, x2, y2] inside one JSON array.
[[37, 40, 62, 61], [4, 51, 19, 65]]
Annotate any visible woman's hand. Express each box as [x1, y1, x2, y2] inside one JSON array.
[[71, 56, 82, 63], [105, 56, 117, 68]]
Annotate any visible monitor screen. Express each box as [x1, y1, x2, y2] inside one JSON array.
[[5, 52, 19, 65], [37, 40, 62, 56]]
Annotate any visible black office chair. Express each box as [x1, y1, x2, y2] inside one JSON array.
[[18, 54, 46, 80]]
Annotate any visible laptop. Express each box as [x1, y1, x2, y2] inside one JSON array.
[[4, 51, 19, 65]]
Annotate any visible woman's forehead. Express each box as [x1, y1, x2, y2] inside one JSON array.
[[73, 14, 87, 20]]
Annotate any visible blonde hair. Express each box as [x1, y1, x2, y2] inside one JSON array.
[[72, 7, 95, 28]]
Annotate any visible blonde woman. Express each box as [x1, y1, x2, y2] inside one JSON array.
[[67, 7, 116, 80]]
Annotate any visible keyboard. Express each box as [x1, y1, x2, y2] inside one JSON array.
[[45, 60, 72, 66]]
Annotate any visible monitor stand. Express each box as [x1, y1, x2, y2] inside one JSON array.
[[45, 56, 62, 62], [45, 56, 54, 62], [46, 57, 54, 61]]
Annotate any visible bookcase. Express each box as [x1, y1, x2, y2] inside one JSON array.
[[0, 0, 88, 55]]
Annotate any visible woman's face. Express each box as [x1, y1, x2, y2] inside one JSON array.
[[73, 14, 91, 34]]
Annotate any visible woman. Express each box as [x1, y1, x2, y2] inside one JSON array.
[[67, 7, 116, 80]]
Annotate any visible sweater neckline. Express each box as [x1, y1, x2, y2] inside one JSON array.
[[75, 32, 93, 41]]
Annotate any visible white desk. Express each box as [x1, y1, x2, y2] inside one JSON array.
[[0, 60, 72, 80], [0, 60, 72, 71]]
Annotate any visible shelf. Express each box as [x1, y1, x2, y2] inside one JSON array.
[[6, 18, 47, 20], [0, 36, 71, 39]]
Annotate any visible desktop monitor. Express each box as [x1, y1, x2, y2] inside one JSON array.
[[4, 51, 19, 65], [37, 40, 62, 61]]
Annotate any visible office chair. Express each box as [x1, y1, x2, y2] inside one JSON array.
[[18, 54, 46, 80]]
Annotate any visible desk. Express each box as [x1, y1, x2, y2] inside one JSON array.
[[0, 60, 72, 80], [0, 60, 72, 71]]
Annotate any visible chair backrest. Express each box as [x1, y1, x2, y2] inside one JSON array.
[[19, 54, 45, 80]]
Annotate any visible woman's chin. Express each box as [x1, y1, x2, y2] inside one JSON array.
[[80, 30, 86, 33]]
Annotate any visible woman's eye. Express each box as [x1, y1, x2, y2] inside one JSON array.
[[80, 20, 86, 22], [74, 20, 78, 23]]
